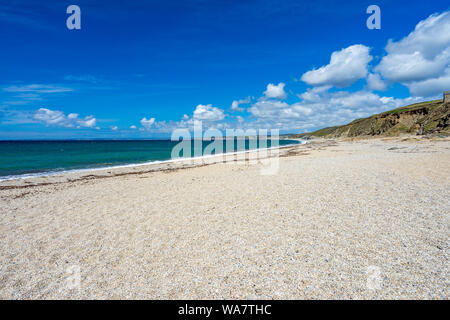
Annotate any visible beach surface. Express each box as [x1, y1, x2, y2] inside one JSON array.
[[1, 137, 449, 299]]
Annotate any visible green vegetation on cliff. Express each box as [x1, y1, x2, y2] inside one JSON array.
[[295, 100, 450, 138]]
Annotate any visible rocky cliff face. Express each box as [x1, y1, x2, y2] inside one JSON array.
[[300, 100, 450, 138]]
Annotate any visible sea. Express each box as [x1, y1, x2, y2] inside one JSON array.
[[0, 139, 300, 180]]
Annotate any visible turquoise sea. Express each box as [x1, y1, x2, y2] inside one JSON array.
[[0, 139, 300, 180]]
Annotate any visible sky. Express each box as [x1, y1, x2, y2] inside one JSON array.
[[0, 0, 449, 139]]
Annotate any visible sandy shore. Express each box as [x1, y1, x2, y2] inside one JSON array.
[[0, 137, 449, 299]]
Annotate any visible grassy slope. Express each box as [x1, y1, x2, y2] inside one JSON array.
[[294, 100, 450, 138]]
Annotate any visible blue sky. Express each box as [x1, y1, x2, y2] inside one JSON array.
[[0, 0, 449, 139]]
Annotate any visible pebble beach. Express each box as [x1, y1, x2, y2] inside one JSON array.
[[0, 137, 449, 299]]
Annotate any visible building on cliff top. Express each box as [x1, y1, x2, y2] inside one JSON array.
[[444, 91, 450, 103]]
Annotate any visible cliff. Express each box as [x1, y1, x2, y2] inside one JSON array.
[[296, 100, 450, 138]]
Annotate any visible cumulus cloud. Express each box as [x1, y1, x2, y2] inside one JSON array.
[[297, 89, 423, 129], [247, 87, 424, 132], [130, 125, 137, 129], [111, 126, 118, 131], [301, 45, 372, 87], [33, 108, 97, 128], [140, 117, 155, 128], [249, 100, 311, 120], [76, 116, 97, 128], [375, 11, 450, 96], [406, 72, 450, 97], [193, 104, 225, 121], [135, 104, 231, 134], [376, 51, 449, 83], [249, 100, 291, 119], [230, 97, 251, 111], [131, 86, 424, 134], [136, 104, 225, 133], [367, 73, 387, 91], [263, 83, 287, 99], [33, 108, 66, 126]]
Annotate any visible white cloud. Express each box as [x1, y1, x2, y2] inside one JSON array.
[[263, 83, 286, 99], [230, 97, 251, 111], [406, 71, 450, 97], [3, 84, 73, 93], [301, 45, 372, 87], [249, 100, 288, 119], [33, 108, 67, 126], [367, 73, 387, 91], [375, 11, 450, 96], [135, 104, 230, 133], [246, 87, 425, 132], [14, 93, 42, 101], [140, 117, 155, 128], [33, 108, 97, 128], [193, 104, 225, 121], [249, 100, 309, 120], [129, 86, 425, 134], [111, 126, 118, 131], [294, 89, 423, 129], [130, 125, 137, 129], [376, 51, 449, 83], [76, 116, 97, 128], [135, 105, 225, 134], [297, 85, 331, 103]]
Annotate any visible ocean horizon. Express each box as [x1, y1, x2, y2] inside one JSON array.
[[0, 139, 300, 180]]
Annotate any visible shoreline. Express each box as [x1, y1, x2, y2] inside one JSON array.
[[0, 141, 304, 182], [0, 141, 305, 185]]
